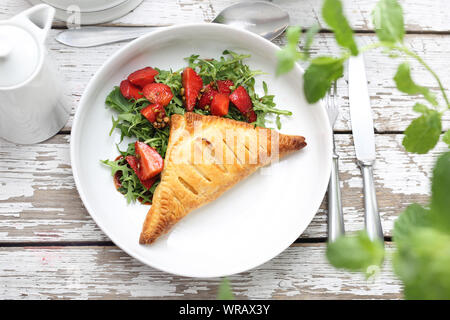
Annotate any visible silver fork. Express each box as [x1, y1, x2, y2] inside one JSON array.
[[326, 82, 345, 242]]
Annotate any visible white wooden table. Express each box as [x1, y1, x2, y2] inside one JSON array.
[[1, 0, 448, 299]]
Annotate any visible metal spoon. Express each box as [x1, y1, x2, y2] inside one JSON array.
[[55, 1, 289, 47]]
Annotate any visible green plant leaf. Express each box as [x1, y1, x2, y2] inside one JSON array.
[[394, 227, 450, 299], [393, 203, 430, 243], [322, 0, 358, 55], [276, 26, 304, 75], [394, 63, 438, 105], [412, 102, 429, 114], [443, 130, 450, 147], [430, 151, 450, 233], [217, 278, 234, 300], [402, 109, 442, 154], [303, 56, 344, 103], [372, 0, 404, 43], [303, 24, 320, 59], [326, 231, 385, 276]]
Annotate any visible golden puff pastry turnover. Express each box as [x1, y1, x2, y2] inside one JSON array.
[[139, 112, 307, 244]]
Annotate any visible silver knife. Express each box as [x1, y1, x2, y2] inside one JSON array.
[[348, 54, 384, 242], [55, 27, 161, 48]]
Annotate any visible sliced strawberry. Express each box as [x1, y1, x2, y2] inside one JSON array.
[[210, 93, 229, 117], [198, 83, 218, 110], [126, 155, 158, 190], [141, 104, 165, 123], [142, 83, 173, 106], [126, 155, 140, 175], [128, 67, 159, 88], [182, 67, 203, 111], [139, 176, 158, 190], [245, 109, 257, 123], [134, 141, 164, 180], [120, 80, 143, 101], [229, 86, 258, 122], [140, 103, 168, 129], [229, 86, 253, 113], [216, 80, 234, 95]]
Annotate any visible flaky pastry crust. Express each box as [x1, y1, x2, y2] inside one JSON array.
[[139, 113, 306, 244]]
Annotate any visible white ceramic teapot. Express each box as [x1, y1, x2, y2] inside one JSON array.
[[0, 4, 70, 144]]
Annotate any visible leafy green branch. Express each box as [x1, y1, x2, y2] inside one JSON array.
[[277, 0, 450, 299], [277, 0, 450, 154]]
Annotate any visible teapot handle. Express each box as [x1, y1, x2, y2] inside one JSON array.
[[12, 4, 55, 43]]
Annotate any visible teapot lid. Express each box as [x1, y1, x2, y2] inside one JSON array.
[[0, 25, 40, 88]]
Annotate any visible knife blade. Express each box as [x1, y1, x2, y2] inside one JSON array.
[[56, 27, 160, 48], [348, 54, 376, 163], [348, 54, 384, 242]]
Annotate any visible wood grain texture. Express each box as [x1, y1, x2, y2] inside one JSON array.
[[0, 0, 447, 300], [0, 243, 402, 299], [0, 134, 446, 243], [2, 0, 450, 32]]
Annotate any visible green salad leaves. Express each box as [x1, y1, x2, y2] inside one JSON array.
[[102, 50, 291, 203]]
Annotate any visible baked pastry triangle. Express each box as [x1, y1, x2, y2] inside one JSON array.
[[139, 112, 306, 244]]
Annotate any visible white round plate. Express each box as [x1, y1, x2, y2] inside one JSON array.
[[71, 24, 332, 278], [28, 0, 143, 25]]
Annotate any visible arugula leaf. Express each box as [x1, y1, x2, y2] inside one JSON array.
[[443, 130, 450, 146], [372, 0, 404, 43], [276, 26, 304, 75], [105, 86, 136, 113], [276, 115, 281, 130], [303, 56, 344, 103], [402, 106, 442, 154], [430, 151, 450, 233], [217, 278, 235, 300], [394, 63, 438, 105], [326, 231, 384, 276], [322, 0, 358, 55], [393, 203, 430, 243], [101, 157, 156, 204], [393, 227, 450, 299], [187, 50, 257, 86]]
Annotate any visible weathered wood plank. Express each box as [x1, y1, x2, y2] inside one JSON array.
[[0, 134, 446, 242], [0, 243, 402, 299], [2, 0, 450, 32], [39, 31, 450, 132]]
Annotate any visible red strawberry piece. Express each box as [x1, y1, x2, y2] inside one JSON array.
[[142, 83, 173, 106], [198, 83, 218, 110], [125, 155, 158, 190], [229, 85, 258, 122], [125, 155, 140, 175], [139, 176, 158, 190], [134, 141, 164, 180], [229, 86, 253, 113], [128, 67, 159, 88], [120, 80, 144, 101], [216, 80, 234, 95], [140, 103, 168, 128], [210, 93, 229, 117], [182, 67, 203, 111], [245, 109, 257, 123]]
